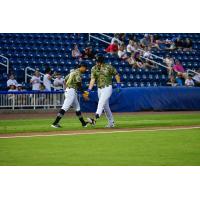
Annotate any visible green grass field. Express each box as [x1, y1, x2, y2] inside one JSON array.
[[0, 113, 200, 166]]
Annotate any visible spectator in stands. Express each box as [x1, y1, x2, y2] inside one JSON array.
[[72, 44, 82, 59], [174, 36, 184, 50], [173, 60, 185, 76], [30, 70, 41, 91], [164, 55, 175, 76], [172, 60, 186, 86], [8, 84, 17, 92], [53, 72, 64, 91], [183, 38, 193, 51], [111, 34, 122, 45], [17, 84, 24, 91], [105, 40, 119, 54], [82, 46, 95, 59], [118, 44, 128, 60], [193, 69, 200, 86], [8, 84, 17, 102], [43, 67, 52, 91], [185, 74, 195, 87], [7, 74, 18, 89], [143, 47, 154, 68], [128, 51, 143, 68], [140, 34, 151, 48], [150, 34, 162, 49], [118, 33, 126, 43], [127, 40, 136, 54]]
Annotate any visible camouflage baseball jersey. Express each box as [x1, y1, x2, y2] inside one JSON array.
[[65, 69, 82, 90], [91, 63, 118, 88]]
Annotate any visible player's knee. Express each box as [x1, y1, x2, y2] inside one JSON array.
[[57, 109, 65, 117], [76, 110, 82, 117]]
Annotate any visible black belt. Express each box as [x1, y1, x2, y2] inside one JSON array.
[[98, 85, 110, 89]]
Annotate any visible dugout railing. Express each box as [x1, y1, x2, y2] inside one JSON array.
[[0, 91, 65, 110]]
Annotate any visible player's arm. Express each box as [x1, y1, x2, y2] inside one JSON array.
[[88, 78, 95, 91], [88, 68, 96, 91]]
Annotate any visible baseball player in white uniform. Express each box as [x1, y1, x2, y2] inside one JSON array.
[[83, 54, 121, 128], [51, 62, 88, 128]]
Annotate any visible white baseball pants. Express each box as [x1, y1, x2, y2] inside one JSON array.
[[61, 88, 80, 112], [96, 85, 114, 123]]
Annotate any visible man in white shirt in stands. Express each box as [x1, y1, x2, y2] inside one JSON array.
[[43, 67, 52, 91], [30, 70, 41, 91], [53, 72, 64, 91], [7, 74, 18, 89], [127, 39, 136, 53]]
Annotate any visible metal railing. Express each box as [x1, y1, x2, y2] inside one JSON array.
[[0, 91, 64, 110], [88, 33, 167, 69], [187, 69, 200, 76], [0, 54, 9, 74]]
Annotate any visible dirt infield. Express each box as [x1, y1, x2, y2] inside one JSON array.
[[1, 111, 200, 120], [1, 125, 200, 139]]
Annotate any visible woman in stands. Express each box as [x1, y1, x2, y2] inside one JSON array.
[[72, 44, 82, 59]]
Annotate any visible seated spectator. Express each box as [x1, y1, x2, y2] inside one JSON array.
[[72, 44, 82, 59], [118, 44, 128, 60], [150, 34, 163, 49], [183, 38, 193, 51], [30, 70, 41, 91], [105, 40, 119, 54], [82, 46, 95, 59], [53, 72, 64, 91], [140, 34, 151, 48], [173, 60, 185, 73], [185, 74, 195, 87], [174, 37, 184, 50], [127, 40, 136, 53], [8, 84, 17, 92], [8, 84, 17, 102], [7, 74, 18, 89], [17, 84, 24, 91], [111, 34, 122, 45], [128, 52, 143, 68], [192, 69, 200, 86], [172, 60, 186, 85]]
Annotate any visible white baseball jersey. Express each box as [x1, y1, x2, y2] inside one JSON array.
[[7, 79, 18, 87], [185, 79, 194, 87], [31, 75, 41, 90], [53, 78, 64, 91], [43, 74, 51, 91]]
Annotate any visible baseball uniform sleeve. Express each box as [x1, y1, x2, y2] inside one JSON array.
[[109, 65, 118, 76], [91, 67, 97, 79]]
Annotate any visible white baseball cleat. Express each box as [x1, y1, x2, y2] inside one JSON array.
[[87, 118, 96, 126], [105, 122, 115, 128], [51, 124, 62, 128]]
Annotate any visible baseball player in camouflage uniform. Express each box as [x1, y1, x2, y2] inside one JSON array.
[[51, 62, 88, 128], [83, 54, 121, 128]]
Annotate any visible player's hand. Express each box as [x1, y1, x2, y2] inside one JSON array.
[[82, 89, 90, 101], [116, 83, 121, 93]]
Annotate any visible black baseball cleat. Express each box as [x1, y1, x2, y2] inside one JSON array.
[[87, 118, 96, 126], [51, 124, 62, 128], [82, 122, 88, 128]]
